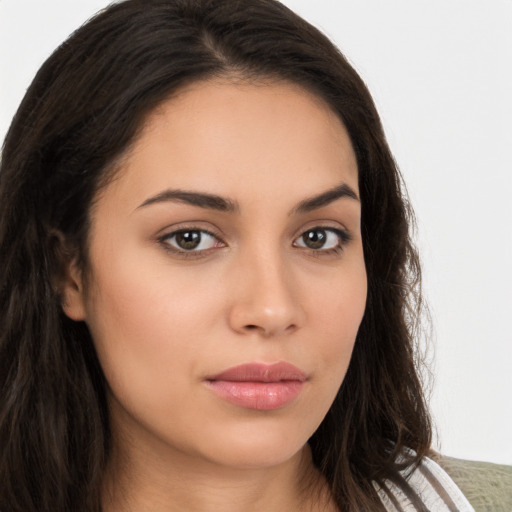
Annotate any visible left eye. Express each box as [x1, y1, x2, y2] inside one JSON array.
[[293, 228, 345, 251], [161, 229, 223, 252]]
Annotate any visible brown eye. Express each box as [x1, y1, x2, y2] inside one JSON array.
[[162, 229, 222, 252], [302, 229, 328, 249], [294, 227, 348, 251], [175, 231, 202, 250]]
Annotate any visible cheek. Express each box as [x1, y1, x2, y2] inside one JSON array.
[[309, 259, 367, 380], [83, 255, 221, 406]]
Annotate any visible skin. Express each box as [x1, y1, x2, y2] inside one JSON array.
[[62, 80, 367, 512]]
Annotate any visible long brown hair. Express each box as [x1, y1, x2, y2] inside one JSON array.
[[0, 1, 431, 510]]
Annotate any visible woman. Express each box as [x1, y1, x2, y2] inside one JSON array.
[[0, 1, 474, 511]]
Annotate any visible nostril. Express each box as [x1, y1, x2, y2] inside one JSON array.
[[285, 323, 297, 333], [242, 323, 298, 336]]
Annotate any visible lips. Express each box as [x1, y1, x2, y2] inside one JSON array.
[[205, 362, 307, 411]]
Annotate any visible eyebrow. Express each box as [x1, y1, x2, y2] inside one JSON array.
[[136, 182, 359, 214], [137, 189, 239, 212], [291, 183, 359, 214]]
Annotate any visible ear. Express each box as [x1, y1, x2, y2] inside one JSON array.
[[60, 256, 87, 322], [50, 231, 87, 322]]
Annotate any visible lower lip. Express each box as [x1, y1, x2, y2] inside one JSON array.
[[206, 380, 305, 410]]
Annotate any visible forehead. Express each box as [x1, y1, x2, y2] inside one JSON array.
[[98, 79, 358, 213]]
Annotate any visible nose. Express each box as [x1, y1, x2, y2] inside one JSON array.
[[227, 249, 305, 338]]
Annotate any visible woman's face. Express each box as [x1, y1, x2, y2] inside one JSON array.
[[63, 80, 367, 470]]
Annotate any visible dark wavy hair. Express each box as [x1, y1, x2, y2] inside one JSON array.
[[0, 1, 431, 510]]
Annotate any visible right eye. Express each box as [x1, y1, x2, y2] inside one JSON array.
[[160, 229, 225, 253]]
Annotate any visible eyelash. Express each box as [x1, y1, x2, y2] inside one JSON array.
[[158, 227, 224, 258], [293, 227, 352, 257], [158, 226, 352, 258]]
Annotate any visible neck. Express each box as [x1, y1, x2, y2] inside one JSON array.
[[102, 436, 335, 512]]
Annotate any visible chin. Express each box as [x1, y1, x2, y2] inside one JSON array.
[[190, 416, 314, 470], [203, 443, 305, 470]]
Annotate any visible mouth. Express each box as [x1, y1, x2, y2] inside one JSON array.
[[205, 362, 307, 411]]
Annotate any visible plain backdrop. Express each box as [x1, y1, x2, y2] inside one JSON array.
[[1, 0, 511, 465]]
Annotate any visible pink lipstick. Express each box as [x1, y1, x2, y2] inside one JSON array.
[[205, 362, 307, 410]]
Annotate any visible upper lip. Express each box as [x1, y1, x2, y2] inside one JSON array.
[[206, 362, 307, 382]]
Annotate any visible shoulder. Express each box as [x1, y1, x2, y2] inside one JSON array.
[[436, 455, 512, 512], [376, 455, 475, 512]]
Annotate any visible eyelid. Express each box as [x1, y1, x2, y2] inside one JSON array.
[[155, 221, 353, 258], [157, 224, 226, 257], [292, 225, 352, 253]]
